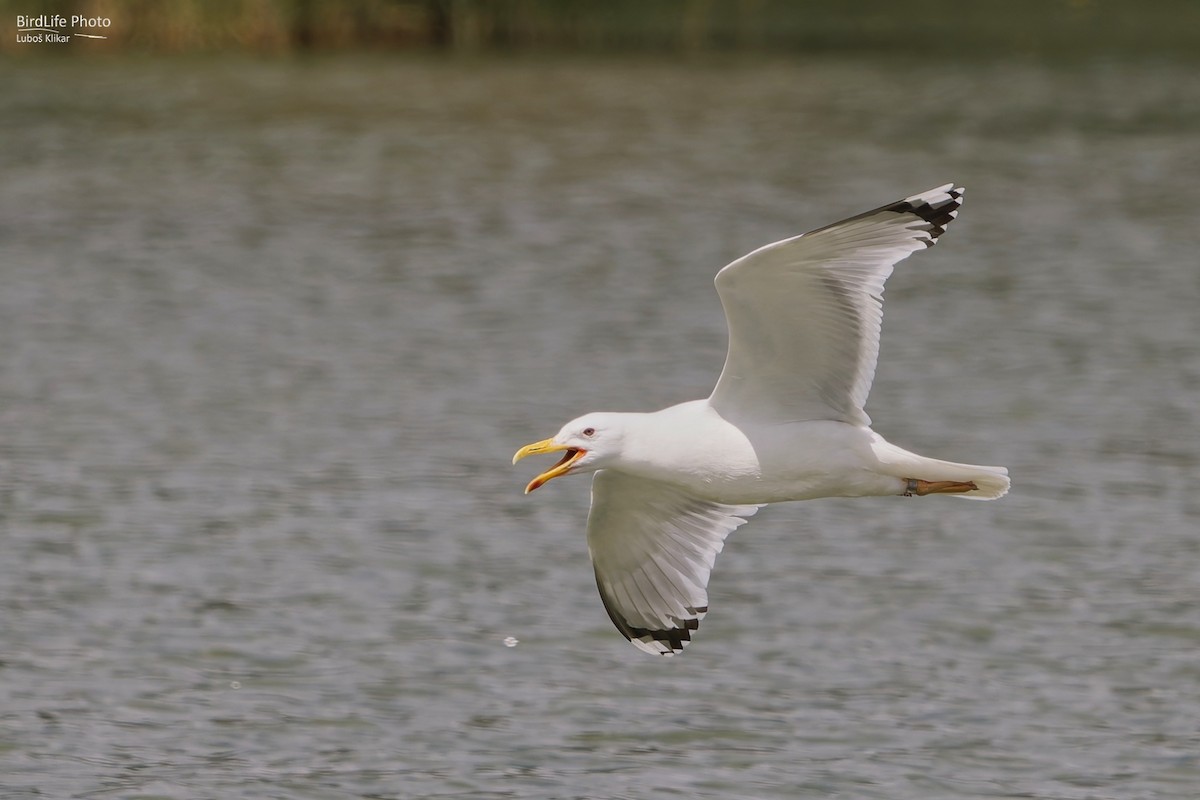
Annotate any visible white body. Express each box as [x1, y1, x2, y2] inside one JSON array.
[[618, 399, 1009, 505]]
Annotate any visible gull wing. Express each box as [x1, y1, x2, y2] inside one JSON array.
[[586, 470, 760, 656], [709, 184, 964, 427]]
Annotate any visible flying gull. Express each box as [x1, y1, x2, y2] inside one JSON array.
[[513, 184, 1009, 655]]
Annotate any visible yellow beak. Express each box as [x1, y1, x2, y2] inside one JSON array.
[[512, 438, 587, 494]]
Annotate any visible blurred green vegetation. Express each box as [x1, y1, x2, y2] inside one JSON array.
[[2, 0, 1198, 56]]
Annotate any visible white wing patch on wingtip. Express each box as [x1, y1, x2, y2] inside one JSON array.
[[586, 470, 760, 655]]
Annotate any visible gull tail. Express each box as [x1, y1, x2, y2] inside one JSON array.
[[873, 439, 1010, 501], [945, 462, 1009, 500]]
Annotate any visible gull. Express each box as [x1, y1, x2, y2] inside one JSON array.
[[513, 184, 1009, 656]]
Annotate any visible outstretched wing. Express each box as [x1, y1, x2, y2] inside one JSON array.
[[709, 184, 964, 427], [586, 470, 760, 656]]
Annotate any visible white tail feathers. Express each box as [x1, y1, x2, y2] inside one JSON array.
[[954, 464, 1010, 501], [872, 438, 1010, 501]]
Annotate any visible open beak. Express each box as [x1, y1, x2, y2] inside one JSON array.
[[512, 438, 587, 494]]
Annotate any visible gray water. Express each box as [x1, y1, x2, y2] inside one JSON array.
[[2, 56, 1199, 799]]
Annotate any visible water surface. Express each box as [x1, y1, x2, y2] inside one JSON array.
[[1, 56, 1199, 798]]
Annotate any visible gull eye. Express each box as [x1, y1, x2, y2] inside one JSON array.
[[582, 427, 596, 437]]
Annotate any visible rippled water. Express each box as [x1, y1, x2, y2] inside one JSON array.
[[2, 56, 1199, 798]]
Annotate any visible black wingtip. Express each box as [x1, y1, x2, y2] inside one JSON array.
[[886, 184, 964, 245], [802, 183, 965, 246], [594, 568, 706, 655]]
